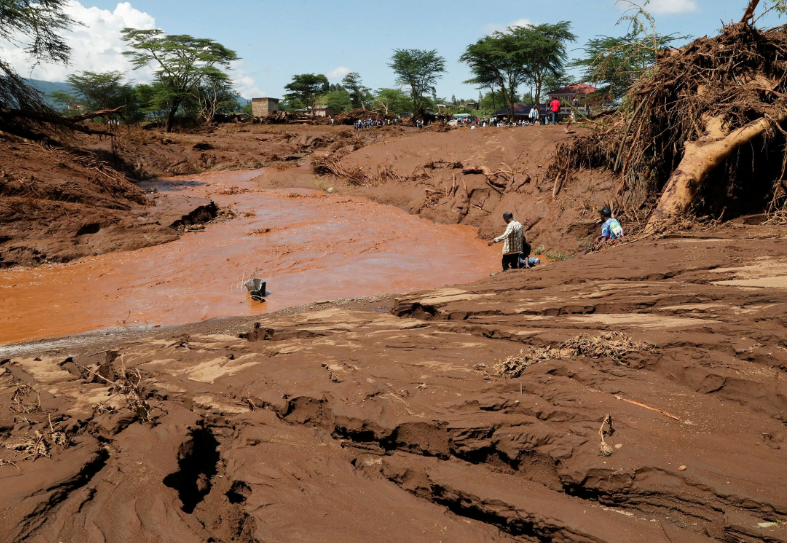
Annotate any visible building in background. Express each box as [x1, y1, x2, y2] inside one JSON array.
[[252, 97, 280, 117]]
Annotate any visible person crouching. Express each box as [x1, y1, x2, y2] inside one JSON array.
[[488, 212, 523, 272]]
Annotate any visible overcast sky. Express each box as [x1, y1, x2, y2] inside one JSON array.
[[4, 0, 782, 99]]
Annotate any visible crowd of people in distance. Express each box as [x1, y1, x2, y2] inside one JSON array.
[[352, 118, 400, 130], [489, 206, 625, 273], [346, 97, 584, 131]]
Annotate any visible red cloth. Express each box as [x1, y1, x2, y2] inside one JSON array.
[[550, 99, 561, 112]]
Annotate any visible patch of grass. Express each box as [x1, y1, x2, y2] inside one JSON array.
[[545, 250, 569, 261], [533, 244, 545, 255]]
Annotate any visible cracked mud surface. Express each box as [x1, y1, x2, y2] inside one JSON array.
[[2, 228, 787, 542]]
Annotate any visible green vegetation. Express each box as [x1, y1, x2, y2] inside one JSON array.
[[389, 49, 447, 116], [121, 28, 239, 132], [545, 250, 570, 261], [571, 30, 683, 101], [461, 22, 576, 114], [342, 72, 371, 109], [50, 71, 143, 122], [284, 73, 329, 114], [373, 88, 411, 115]]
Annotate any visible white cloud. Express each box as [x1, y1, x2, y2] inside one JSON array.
[[3, 1, 157, 82], [325, 66, 351, 80], [481, 18, 533, 34], [230, 61, 263, 99], [621, 0, 699, 15]]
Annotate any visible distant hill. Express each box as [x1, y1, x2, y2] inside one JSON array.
[[24, 79, 71, 106]]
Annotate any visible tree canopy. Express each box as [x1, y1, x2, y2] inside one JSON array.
[[510, 22, 577, 107], [121, 28, 239, 132], [460, 32, 528, 117], [461, 22, 575, 115], [389, 49, 446, 116], [341, 72, 371, 109], [50, 71, 143, 122], [373, 88, 411, 115], [284, 73, 329, 114], [573, 27, 684, 101]]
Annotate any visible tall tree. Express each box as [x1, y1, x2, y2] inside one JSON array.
[[323, 90, 352, 113], [460, 32, 527, 117], [50, 71, 142, 122], [121, 28, 239, 132], [341, 72, 370, 109], [389, 49, 446, 116], [194, 70, 239, 123], [284, 73, 329, 115], [572, 30, 683, 100], [373, 88, 410, 115], [510, 22, 577, 107]]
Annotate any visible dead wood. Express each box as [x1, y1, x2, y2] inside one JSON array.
[[547, 15, 787, 227]]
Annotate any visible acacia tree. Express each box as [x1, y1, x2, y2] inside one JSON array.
[[373, 88, 410, 115], [194, 70, 239, 123], [50, 71, 142, 121], [341, 72, 371, 109], [511, 22, 576, 107], [284, 73, 329, 115], [460, 32, 527, 117], [389, 49, 446, 116], [573, 30, 683, 101], [121, 28, 239, 132]]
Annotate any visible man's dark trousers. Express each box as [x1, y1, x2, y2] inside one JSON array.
[[502, 253, 520, 271]]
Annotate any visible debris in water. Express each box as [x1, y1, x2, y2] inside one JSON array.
[[244, 278, 267, 302]]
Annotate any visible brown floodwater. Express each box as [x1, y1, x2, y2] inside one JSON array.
[[0, 170, 499, 345]]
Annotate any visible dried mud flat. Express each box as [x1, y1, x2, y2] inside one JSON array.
[[2, 226, 787, 543]]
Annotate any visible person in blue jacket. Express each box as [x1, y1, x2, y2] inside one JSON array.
[[594, 206, 624, 249]]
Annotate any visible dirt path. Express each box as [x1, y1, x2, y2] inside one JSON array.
[[1, 225, 786, 543]]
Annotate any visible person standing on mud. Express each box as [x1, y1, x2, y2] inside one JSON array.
[[488, 212, 523, 271], [550, 97, 562, 125], [529, 106, 539, 125]]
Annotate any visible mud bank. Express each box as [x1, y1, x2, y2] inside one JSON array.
[[1, 225, 786, 543], [0, 170, 497, 345]]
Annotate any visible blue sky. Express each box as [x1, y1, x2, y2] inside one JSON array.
[[8, 0, 783, 100]]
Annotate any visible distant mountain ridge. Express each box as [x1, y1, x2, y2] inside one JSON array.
[[23, 79, 70, 106], [24, 78, 252, 108]]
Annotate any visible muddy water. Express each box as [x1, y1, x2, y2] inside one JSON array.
[[0, 170, 499, 345]]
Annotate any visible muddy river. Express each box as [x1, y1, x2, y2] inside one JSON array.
[[0, 170, 498, 345]]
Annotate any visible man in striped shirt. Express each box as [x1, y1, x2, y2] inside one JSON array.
[[488, 212, 523, 271]]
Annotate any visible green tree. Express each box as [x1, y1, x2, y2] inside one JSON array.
[[121, 28, 239, 132], [323, 90, 352, 113], [341, 72, 370, 109], [284, 73, 329, 115], [572, 30, 682, 101], [389, 49, 446, 116], [460, 32, 528, 117], [194, 71, 240, 123], [279, 97, 305, 112], [510, 22, 576, 107], [373, 88, 411, 115], [50, 71, 143, 122]]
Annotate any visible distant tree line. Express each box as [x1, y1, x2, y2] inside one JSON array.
[[34, 6, 688, 130]]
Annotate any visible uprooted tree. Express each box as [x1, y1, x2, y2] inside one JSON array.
[[551, 0, 787, 229]]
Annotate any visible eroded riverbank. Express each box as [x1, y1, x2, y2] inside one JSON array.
[[0, 170, 497, 345]]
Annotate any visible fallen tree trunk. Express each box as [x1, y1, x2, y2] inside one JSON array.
[[647, 111, 787, 227], [0, 105, 124, 137]]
